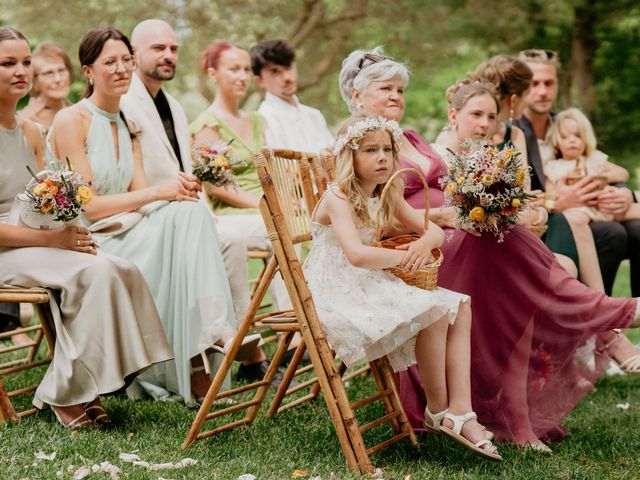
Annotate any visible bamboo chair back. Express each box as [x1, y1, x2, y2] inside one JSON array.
[[257, 149, 325, 244], [321, 151, 336, 182], [0, 287, 55, 422]]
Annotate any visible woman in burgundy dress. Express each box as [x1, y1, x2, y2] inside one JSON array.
[[338, 48, 640, 451]]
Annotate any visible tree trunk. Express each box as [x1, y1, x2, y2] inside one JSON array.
[[569, 0, 598, 115]]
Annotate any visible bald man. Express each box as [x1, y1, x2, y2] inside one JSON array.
[[121, 20, 253, 343]]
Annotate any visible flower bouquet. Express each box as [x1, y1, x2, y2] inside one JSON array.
[[440, 141, 532, 242], [191, 140, 241, 187], [18, 158, 93, 229]]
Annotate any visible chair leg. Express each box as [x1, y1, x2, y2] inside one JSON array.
[[26, 328, 43, 363], [183, 257, 279, 449], [0, 377, 19, 423], [266, 333, 299, 416], [369, 358, 401, 433], [375, 356, 417, 446]]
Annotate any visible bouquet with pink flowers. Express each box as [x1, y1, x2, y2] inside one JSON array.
[[20, 158, 93, 228], [191, 140, 241, 187], [440, 141, 532, 242]]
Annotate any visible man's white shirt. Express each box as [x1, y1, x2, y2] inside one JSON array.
[[258, 92, 333, 153]]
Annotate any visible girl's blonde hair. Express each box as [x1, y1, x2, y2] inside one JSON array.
[[551, 107, 597, 157], [334, 112, 403, 232]]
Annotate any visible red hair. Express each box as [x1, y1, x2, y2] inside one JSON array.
[[200, 40, 233, 72]]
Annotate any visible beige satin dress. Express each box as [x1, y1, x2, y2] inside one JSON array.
[[0, 122, 173, 407]]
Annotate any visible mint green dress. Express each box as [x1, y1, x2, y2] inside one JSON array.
[[64, 99, 236, 405], [189, 110, 265, 215]]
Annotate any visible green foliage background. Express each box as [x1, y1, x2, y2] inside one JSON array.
[[3, 0, 639, 180]]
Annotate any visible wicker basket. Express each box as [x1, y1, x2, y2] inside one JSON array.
[[373, 167, 443, 291]]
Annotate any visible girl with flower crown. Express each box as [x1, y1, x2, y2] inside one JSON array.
[[304, 112, 502, 461]]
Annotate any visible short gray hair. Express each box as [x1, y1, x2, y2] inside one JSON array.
[[339, 46, 410, 114]]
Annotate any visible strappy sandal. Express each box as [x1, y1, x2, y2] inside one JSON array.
[[424, 405, 494, 440], [439, 411, 502, 461], [211, 334, 262, 362], [52, 406, 94, 429], [606, 331, 640, 374], [424, 405, 447, 433], [615, 354, 640, 373], [83, 399, 113, 428]]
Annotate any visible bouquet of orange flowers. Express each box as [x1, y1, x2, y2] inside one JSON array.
[[191, 140, 241, 187], [21, 158, 93, 227], [440, 141, 531, 242]]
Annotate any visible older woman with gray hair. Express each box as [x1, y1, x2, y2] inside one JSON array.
[[338, 47, 640, 452]]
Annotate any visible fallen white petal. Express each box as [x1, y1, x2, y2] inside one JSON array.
[[119, 453, 141, 463], [35, 451, 56, 461], [616, 402, 630, 410], [369, 468, 384, 479], [132, 460, 151, 468], [236, 475, 257, 480], [72, 466, 92, 480]]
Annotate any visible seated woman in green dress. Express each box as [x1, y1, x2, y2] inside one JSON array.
[[49, 27, 258, 406], [189, 40, 301, 379]]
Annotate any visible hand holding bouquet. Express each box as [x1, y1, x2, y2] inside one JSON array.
[[20, 158, 93, 228], [191, 140, 241, 187], [440, 141, 532, 242]]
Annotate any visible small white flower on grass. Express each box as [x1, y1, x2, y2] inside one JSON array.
[[35, 451, 56, 461], [72, 466, 91, 480], [119, 452, 197, 470], [616, 402, 630, 410]]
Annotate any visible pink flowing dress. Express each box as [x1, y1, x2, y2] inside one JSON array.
[[398, 129, 637, 444]]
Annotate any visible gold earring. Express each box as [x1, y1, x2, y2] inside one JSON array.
[[89, 78, 94, 87], [509, 107, 514, 122]]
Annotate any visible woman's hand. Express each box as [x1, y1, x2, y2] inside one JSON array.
[[47, 225, 98, 255], [155, 175, 200, 202], [396, 234, 438, 272]]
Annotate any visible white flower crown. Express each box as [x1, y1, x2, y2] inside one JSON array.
[[332, 116, 403, 155]]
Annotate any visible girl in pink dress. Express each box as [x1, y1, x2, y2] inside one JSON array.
[[338, 48, 640, 451]]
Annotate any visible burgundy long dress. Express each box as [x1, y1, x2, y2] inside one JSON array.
[[398, 129, 637, 444]]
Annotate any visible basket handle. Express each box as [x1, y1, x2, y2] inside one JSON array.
[[374, 167, 430, 242]]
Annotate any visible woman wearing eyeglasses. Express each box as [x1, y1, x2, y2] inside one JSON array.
[[19, 42, 73, 131], [48, 27, 241, 406]]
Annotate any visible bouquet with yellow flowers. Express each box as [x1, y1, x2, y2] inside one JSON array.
[[440, 141, 532, 242], [19, 158, 93, 228], [191, 140, 241, 187]]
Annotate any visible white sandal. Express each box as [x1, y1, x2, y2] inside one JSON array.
[[439, 411, 502, 461], [423, 406, 447, 433], [424, 405, 494, 440]]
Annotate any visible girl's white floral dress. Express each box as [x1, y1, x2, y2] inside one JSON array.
[[304, 193, 470, 371]]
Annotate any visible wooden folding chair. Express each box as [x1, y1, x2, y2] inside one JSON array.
[[183, 149, 416, 474], [0, 287, 55, 423]]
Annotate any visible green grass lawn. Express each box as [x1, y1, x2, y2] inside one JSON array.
[[1, 263, 638, 479]]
